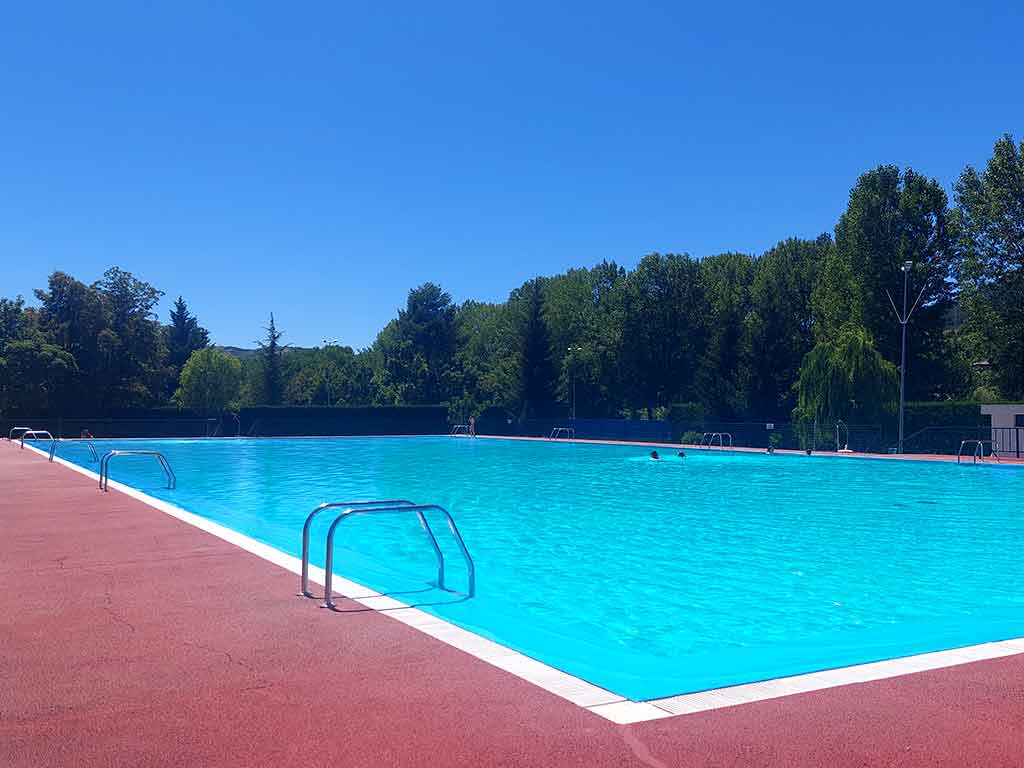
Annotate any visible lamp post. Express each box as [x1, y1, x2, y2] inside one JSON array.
[[566, 345, 582, 420], [322, 338, 339, 407], [886, 263, 927, 454]]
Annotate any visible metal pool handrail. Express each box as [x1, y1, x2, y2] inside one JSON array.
[[49, 439, 99, 463], [323, 504, 475, 610], [99, 450, 176, 491], [20, 430, 54, 449], [958, 439, 999, 465], [8, 426, 32, 441], [699, 432, 733, 449], [450, 424, 469, 436], [549, 426, 575, 440], [299, 499, 415, 598]]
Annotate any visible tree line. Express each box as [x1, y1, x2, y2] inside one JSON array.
[[1, 134, 1021, 425]]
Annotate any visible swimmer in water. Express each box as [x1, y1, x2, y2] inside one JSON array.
[[677, 450, 686, 458], [650, 450, 660, 460]]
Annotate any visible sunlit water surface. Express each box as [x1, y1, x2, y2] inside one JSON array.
[[55, 436, 1024, 700]]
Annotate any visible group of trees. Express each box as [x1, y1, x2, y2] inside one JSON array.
[[1, 134, 1021, 424], [0, 269, 211, 415]]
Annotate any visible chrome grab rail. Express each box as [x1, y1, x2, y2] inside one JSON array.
[[450, 424, 469, 436], [958, 439, 1000, 465], [299, 499, 415, 598], [49, 439, 99, 463], [699, 432, 733, 449], [8, 426, 32, 441], [323, 504, 475, 610], [98, 450, 176, 491], [549, 426, 575, 440], [20, 430, 54, 449]]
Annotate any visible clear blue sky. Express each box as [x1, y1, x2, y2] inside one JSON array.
[[2, 1, 1020, 349]]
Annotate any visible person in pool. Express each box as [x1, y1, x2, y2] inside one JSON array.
[[677, 450, 686, 458], [650, 450, 660, 460]]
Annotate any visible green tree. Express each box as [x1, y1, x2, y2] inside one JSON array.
[[512, 278, 557, 418], [618, 254, 704, 416], [813, 166, 958, 399], [257, 313, 286, 405], [0, 338, 78, 415], [450, 300, 519, 418], [372, 283, 457, 405], [174, 347, 242, 413], [164, 296, 210, 400], [167, 296, 209, 365], [92, 267, 167, 407], [33, 272, 110, 411], [695, 252, 754, 418], [955, 134, 1024, 398], [0, 296, 26, 349], [542, 262, 626, 417], [745, 236, 830, 418], [794, 325, 898, 425], [284, 344, 373, 406]]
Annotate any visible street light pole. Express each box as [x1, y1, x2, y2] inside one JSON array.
[[886, 263, 927, 454], [566, 345, 582, 421], [322, 338, 339, 407]]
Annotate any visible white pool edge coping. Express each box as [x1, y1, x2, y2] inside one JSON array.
[[18, 440, 1024, 725]]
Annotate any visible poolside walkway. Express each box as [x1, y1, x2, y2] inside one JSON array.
[[2, 443, 1023, 767]]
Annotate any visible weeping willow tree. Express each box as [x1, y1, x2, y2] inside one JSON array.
[[794, 325, 898, 443]]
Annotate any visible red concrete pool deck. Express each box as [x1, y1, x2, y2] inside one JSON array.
[[3, 443, 1024, 767]]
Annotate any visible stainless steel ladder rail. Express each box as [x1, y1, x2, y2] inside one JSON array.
[[549, 426, 575, 440], [700, 432, 732, 448], [958, 439, 981, 464], [8, 426, 32, 441], [20, 430, 54, 449], [450, 424, 469, 436], [299, 499, 416, 598], [323, 504, 475, 610], [49, 439, 99, 463], [99, 450, 176, 490], [958, 439, 999, 465]]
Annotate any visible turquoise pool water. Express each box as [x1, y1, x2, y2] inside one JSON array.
[[54, 436, 1024, 700]]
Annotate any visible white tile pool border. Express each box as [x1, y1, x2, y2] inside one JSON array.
[[18, 440, 1024, 724]]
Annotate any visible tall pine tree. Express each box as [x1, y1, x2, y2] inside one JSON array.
[[167, 296, 210, 369], [257, 313, 285, 405]]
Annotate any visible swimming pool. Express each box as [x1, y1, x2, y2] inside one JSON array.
[[51, 436, 1024, 701]]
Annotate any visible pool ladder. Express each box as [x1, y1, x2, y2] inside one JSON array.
[[49, 439, 99, 463], [18, 430, 54, 448], [98, 450, 176, 490], [957, 439, 1000, 465], [549, 426, 575, 440], [699, 432, 733, 449], [299, 499, 475, 609]]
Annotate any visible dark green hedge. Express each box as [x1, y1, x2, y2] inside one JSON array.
[[239, 405, 448, 436]]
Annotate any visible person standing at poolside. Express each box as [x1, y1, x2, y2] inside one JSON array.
[[469, 416, 476, 438]]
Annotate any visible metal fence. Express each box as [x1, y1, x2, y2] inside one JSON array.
[[1, 416, 219, 439], [899, 425, 1023, 458], [674, 420, 885, 453], [518, 418, 673, 442]]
